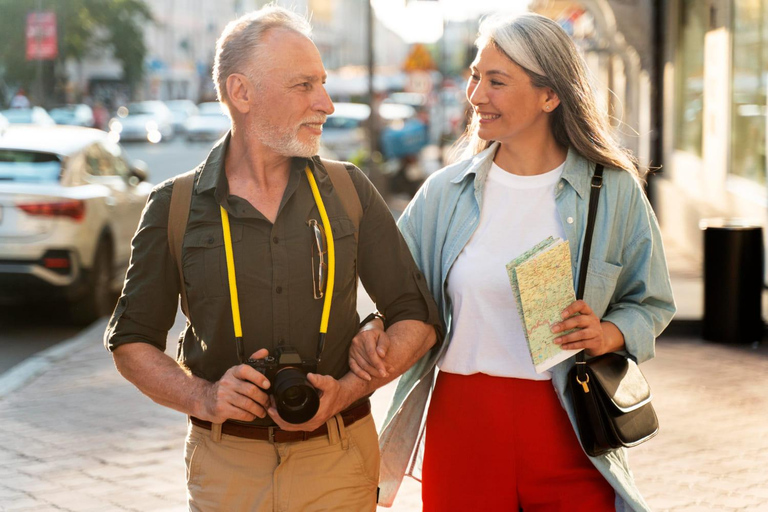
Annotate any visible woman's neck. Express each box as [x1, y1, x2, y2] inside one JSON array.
[[492, 136, 567, 176]]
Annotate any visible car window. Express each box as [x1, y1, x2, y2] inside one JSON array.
[[100, 141, 130, 177], [84, 144, 117, 177], [0, 150, 61, 182]]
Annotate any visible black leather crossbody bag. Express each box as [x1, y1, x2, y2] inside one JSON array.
[[566, 164, 660, 457]]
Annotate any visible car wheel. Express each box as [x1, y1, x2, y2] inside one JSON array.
[[69, 240, 115, 325]]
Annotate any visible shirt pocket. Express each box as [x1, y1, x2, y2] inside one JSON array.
[[329, 216, 358, 294], [584, 258, 622, 317], [183, 224, 244, 298]]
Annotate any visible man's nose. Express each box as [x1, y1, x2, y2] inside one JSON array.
[[316, 86, 334, 115]]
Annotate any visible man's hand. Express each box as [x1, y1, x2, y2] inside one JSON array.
[[266, 373, 352, 432], [198, 349, 273, 423], [551, 300, 625, 356], [349, 324, 392, 381]]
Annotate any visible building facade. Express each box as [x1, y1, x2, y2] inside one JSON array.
[[657, 0, 768, 279]]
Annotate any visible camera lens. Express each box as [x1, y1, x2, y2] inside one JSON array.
[[273, 367, 320, 424]]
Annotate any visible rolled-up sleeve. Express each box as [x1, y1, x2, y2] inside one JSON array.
[[603, 192, 676, 364], [350, 167, 441, 334], [104, 182, 181, 352]]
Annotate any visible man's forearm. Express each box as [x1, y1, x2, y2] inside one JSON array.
[[339, 319, 436, 406], [112, 343, 210, 417]]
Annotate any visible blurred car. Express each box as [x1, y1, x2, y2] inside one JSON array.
[[0, 113, 8, 134], [0, 125, 152, 323], [0, 107, 56, 126], [48, 104, 95, 127], [185, 102, 231, 142], [322, 102, 428, 161], [165, 99, 198, 136], [108, 101, 174, 143]]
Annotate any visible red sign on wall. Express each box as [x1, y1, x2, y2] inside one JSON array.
[[26, 12, 58, 61]]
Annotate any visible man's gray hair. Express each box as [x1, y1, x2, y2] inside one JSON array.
[[213, 4, 312, 108]]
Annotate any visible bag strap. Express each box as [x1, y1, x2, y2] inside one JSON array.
[[321, 158, 362, 241], [575, 163, 604, 369], [168, 169, 196, 319]]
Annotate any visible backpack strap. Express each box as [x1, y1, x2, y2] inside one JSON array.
[[321, 158, 362, 241], [167, 169, 196, 319]]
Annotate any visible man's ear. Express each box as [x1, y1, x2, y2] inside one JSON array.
[[226, 73, 253, 115]]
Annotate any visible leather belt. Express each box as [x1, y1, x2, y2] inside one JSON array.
[[190, 399, 371, 443]]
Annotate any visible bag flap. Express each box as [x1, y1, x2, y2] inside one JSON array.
[[588, 353, 652, 413]]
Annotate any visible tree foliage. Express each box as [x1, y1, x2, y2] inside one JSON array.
[[0, 0, 153, 88]]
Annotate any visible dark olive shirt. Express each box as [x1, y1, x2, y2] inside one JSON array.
[[105, 136, 439, 425]]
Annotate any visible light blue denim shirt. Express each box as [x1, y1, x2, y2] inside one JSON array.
[[377, 143, 676, 511]]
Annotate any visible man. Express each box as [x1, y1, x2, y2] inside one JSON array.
[[104, 6, 439, 511]]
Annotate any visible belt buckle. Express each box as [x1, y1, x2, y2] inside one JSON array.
[[268, 426, 276, 444]]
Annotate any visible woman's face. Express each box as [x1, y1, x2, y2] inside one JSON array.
[[466, 43, 555, 146]]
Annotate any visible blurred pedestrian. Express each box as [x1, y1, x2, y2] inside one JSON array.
[[352, 12, 675, 511], [104, 5, 439, 511], [10, 88, 30, 109]]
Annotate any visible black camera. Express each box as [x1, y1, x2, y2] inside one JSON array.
[[246, 346, 320, 424]]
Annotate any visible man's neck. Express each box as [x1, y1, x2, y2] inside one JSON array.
[[223, 126, 294, 223], [225, 126, 293, 189]]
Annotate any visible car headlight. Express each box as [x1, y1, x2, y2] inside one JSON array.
[[109, 119, 123, 133], [145, 120, 158, 132]]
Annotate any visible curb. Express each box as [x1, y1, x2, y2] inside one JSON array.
[[0, 318, 108, 400]]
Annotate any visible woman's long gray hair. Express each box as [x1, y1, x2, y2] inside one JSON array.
[[452, 13, 639, 176]]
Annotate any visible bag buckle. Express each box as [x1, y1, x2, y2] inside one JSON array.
[[576, 374, 590, 393]]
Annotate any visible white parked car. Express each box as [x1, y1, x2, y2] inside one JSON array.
[[109, 101, 175, 143], [1, 107, 56, 126], [0, 125, 152, 323], [185, 102, 231, 142]]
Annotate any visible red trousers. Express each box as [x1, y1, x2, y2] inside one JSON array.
[[422, 372, 615, 511]]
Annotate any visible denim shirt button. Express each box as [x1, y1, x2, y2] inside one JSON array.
[[567, 216, 574, 224]]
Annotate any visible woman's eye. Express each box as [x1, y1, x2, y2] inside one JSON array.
[[490, 80, 504, 86]]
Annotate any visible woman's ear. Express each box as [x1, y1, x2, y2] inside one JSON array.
[[226, 73, 253, 115], [542, 88, 561, 112]]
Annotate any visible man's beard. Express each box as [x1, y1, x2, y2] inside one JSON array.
[[248, 116, 323, 158]]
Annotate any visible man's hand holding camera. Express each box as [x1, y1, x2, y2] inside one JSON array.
[[267, 372, 353, 432], [199, 348, 273, 423]]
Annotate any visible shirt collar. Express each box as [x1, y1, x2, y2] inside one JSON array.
[[449, 142, 595, 198], [194, 131, 311, 198]]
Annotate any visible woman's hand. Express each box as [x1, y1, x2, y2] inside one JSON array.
[[348, 318, 391, 381], [551, 300, 625, 356]]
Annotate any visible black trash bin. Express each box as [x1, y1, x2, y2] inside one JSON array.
[[700, 219, 764, 343]]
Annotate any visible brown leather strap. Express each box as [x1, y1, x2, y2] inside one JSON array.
[[168, 169, 196, 318], [321, 159, 362, 242], [190, 399, 371, 443]]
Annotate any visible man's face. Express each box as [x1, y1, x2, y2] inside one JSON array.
[[246, 29, 334, 158]]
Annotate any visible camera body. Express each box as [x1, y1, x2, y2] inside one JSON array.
[[246, 346, 320, 424]]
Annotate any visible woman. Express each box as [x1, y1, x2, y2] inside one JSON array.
[[352, 12, 675, 512]]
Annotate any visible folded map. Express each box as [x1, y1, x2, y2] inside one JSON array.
[[506, 237, 582, 373]]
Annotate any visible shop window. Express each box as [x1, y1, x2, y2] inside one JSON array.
[[731, 0, 767, 184], [674, 0, 707, 157]]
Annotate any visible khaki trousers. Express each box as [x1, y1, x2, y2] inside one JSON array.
[[185, 413, 379, 512]]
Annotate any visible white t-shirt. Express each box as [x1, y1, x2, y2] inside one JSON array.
[[439, 160, 567, 380]]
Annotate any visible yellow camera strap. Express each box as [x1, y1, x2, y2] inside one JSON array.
[[220, 165, 334, 363]]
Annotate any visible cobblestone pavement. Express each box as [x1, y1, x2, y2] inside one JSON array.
[[1, 315, 767, 511]]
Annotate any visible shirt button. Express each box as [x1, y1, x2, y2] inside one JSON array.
[[558, 183, 564, 190], [276, 286, 282, 294], [567, 217, 574, 224], [273, 237, 279, 244]]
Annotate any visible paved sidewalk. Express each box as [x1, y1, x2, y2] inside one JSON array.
[[2, 275, 768, 511]]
